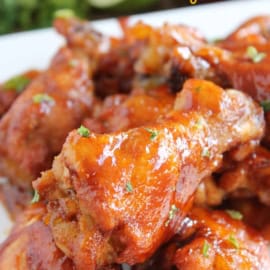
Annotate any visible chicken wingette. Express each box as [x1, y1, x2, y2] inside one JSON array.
[[134, 207, 270, 270]]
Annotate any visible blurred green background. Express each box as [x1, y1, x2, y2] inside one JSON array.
[[0, 0, 227, 35]]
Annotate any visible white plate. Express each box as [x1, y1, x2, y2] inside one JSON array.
[[1, 0, 270, 243]]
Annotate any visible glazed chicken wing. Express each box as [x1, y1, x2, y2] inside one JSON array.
[[219, 17, 270, 146], [0, 203, 122, 270], [0, 46, 93, 190], [218, 146, 270, 205], [33, 79, 264, 269], [134, 207, 270, 270], [0, 203, 75, 270]]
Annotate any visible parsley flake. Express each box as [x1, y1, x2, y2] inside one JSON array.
[[126, 182, 133, 193], [69, 59, 79, 67], [165, 204, 178, 227], [246, 46, 266, 63], [202, 240, 210, 258], [77, 125, 90, 137], [145, 128, 159, 140], [260, 100, 270, 112], [3, 75, 30, 93], [31, 189, 40, 204], [226, 209, 243, 220], [202, 148, 210, 158], [33, 93, 54, 104], [194, 118, 203, 129], [228, 234, 240, 249], [54, 9, 76, 19]]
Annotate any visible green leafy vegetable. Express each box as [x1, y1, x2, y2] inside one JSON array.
[[3, 75, 30, 93], [77, 125, 90, 137]]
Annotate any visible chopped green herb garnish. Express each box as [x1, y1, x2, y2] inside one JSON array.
[[165, 204, 178, 227], [3, 75, 30, 93], [202, 148, 210, 158], [202, 240, 210, 258], [31, 189, 40, 204], [33, 93, 55, 104], [226, 210, 243, 220], [246, 46, 266, 63], [228, 234, 239, 249], [54, 9, 76, 19], [260, 100, 270, 112], [77, 125, 90, 137], [194, 118, 203, 129], [126, 181, 133, 193], [145, 128, 159, 140], [69, 59, 79, 67]]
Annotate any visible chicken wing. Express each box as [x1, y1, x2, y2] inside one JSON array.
[[0, 203, 75, 270], [134, 207, 270, 270], [0, 46, 93, 190], [33, 79, 264, 269], [218, 146, 270, 205], [207, 16, 270, 146]]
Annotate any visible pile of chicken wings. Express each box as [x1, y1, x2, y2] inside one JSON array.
[[1, 14, 270, 270]]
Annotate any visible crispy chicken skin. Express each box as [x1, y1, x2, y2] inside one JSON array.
[[0, 203, 75, 270], [54, 17, 138, 98], [174, 207, 270, 270], [134, 207, 270, 270], [54, 17, 213, 96], [0, 70, 40, 118], [218, 146, 270, 205], [33, 79, 264, 269], [0, 203, 121, 270], [210, 16, 270, 146], [0, 46, 93, 189], [225, 198, 270, 241]]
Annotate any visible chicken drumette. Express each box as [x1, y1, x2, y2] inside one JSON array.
[[33, 79, 264, 269]]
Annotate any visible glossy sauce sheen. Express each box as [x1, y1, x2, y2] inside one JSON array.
[[0, 47, 93, 188], [134, 207, 270, 270], [1, 15, 270, 270], [34, 79, 264, 269], [0, 203, 75, 270]]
